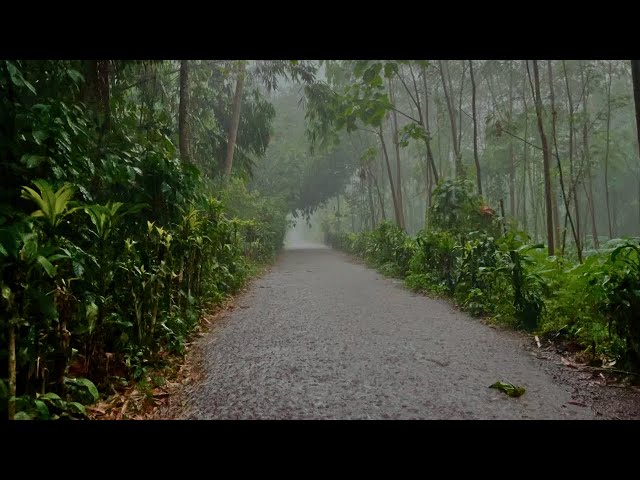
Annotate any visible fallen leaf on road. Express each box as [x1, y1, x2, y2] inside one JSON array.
[[489, 381, 526, 397]]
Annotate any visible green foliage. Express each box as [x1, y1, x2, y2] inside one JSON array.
[[429, 179, 493, 235], [327, 190, 640, 368], [1, 59, 291, 420], [326, 221, 415, 277], [600, 240, 640, 367], [489, 381, 525, 397], [21, 180, 81, 229], [409, 230, 458, 293], [64, 377, 99, 405], [13, 392, 89, 420]]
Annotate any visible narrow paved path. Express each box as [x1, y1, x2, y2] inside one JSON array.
[[182, 246, 627, 419]]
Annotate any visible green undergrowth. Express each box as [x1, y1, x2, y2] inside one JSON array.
[[326, 179, 640, 371]]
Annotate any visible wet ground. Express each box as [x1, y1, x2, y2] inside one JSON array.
[[172, 246, 640, 420]]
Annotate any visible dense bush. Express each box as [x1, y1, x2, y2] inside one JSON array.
[[0, 60, 288, 420], [326, 222, 415, 277], [325, 180, 640, 370]]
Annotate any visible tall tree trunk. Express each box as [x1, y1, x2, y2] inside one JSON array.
[[580, 62, 599, 248], [522, 71, 529, 231], [224, 61, 246, 177], [604, 61, 613, 238], [97, 61, 111, 130], [469, 60, 482, 195], [539, 64, 560, 250], [528, 60, 555, 256], [562, 60, 579, 250], [438, 60, 462, 177], [457, 62, 466, 162], [548, 60, 582, 261], [388, 79, 405, 230], [178, 60, 191, 164], [379, 128, 402, 227], [632, 60, 640, 154], [367, 170, 377, 229], [420, 65, 440, 185], [436, 95, 445, 178], [84, 60, 111, 131], [632, 60, 640, 235], [508, 61, 515, 217], [372, 169, 386, 221]]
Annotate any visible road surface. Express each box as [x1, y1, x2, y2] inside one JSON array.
[[179, 246, 638, 419]]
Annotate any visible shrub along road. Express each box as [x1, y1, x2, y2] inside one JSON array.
[[176, 246, 640, 420]]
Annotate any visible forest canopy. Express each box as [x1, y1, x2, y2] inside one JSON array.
[[2, 59, 640, 420]]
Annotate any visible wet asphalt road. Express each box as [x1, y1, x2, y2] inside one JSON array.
[[182, 245, 596, 419]]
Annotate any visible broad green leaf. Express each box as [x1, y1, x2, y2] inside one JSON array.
[[66, 401, 88, 418], [14, 411, 34, 420], [65, 377, 99, 404], [6, 61, 22, 85], [37, 255, 57, 277], [32, 130, 49, 145], [20, 154, 46, 168], [66, 68, 85, 84], [39, 392, 63, 403], [34, 399, 50, 419], [384, 62, 398, 78], [489, 381, 525, 397], [5, 61, 35, 93], [362, 63, 382, 84]]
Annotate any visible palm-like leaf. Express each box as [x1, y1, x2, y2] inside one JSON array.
[[21, 179, 80, 228]]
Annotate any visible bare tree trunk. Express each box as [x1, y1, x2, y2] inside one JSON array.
[[632, 60, 640, 154], [389, 79, 405, 230], [438, 60, 462, 177], [379, 128, 402, 227], [224, 61, 246, 177], [522, 71, 529, 231], [84, 60, 111, 130], [548, 65, 561, 252], [562, 61, 579, 251], [98, 61, 111, 130], [580, 62, 599, 248], [528, 60, 555, 256], [469, 60, 482, 195], [548, 60, 582, 261], [372, 168, 386, 221], [604, 61, 613, 238], [456, 61, 466, 162], [507, 61, 515, 217], [178, 60, 191, 164], [367, 170, 377, 229], [633, 60, 640, 234], [420, 65, 440, 184], [521, 95, 529, 232]]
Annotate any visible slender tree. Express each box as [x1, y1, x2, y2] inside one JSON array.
[[548, 60, 582, 261], [632, 60, 640, 153], [224, 61, 246, 177], [603, 61, 614, 238], [438, 60, 463, 177], [469, 60, 482, 195], [529, 60, 555, 256], [178, 60, 191, 163]]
